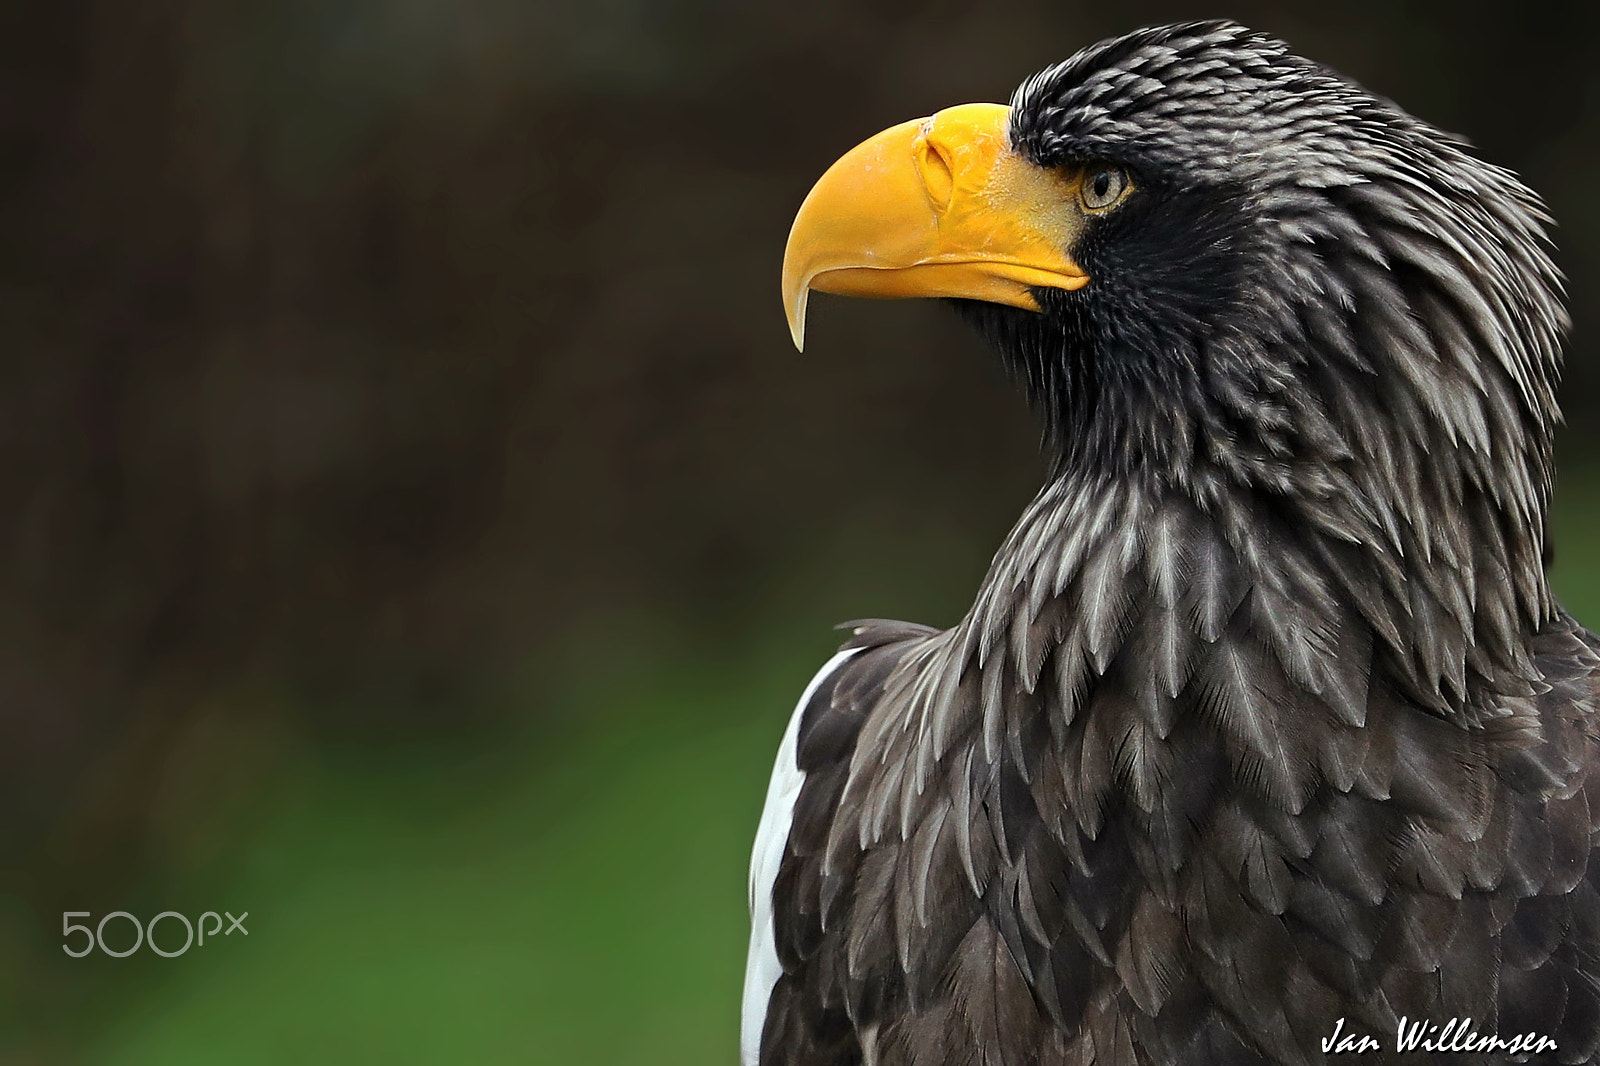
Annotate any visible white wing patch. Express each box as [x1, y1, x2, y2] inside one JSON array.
[[742, 648, 861, 1066]]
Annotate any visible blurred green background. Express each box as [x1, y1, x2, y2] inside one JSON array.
[[2, 1, 1599, 1063]]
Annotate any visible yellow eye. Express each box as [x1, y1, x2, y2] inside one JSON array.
[[1080, 166, 1130, 211]]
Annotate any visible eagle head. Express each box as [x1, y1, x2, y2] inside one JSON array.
[[782, 21, 1568, 717]]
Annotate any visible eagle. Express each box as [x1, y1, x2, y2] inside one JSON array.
[[743, 20, 1600, 1066]]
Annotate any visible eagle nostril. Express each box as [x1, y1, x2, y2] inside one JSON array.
[[917, 134, 956, 213]]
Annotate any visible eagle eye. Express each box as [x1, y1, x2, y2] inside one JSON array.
[[1080, 166, 1130, 211]]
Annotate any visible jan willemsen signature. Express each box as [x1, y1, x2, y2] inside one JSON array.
[[1322, 1016, 1558, 1056]]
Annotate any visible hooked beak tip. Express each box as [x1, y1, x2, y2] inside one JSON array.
[[784, 278, 809, 352]]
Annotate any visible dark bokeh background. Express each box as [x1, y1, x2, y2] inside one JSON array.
[[3, 1, 1599, 1062]]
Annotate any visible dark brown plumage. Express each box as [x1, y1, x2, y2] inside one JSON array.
[[746, 21, 1600, 1065]]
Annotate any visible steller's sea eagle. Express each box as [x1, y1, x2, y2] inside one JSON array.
[[743, 20, 1600, 1066]]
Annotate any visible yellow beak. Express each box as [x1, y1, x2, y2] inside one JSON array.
[[781, 103, 1090, 351]]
